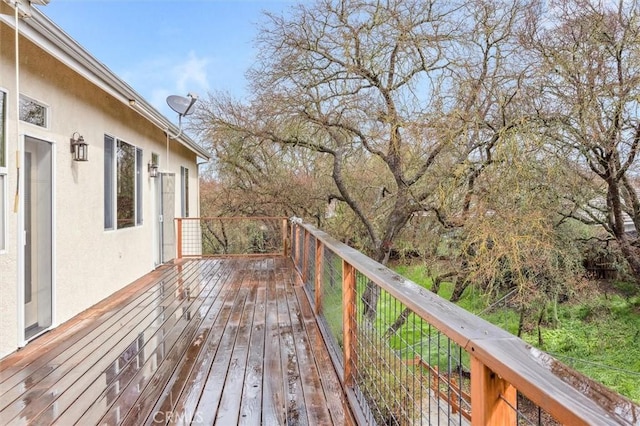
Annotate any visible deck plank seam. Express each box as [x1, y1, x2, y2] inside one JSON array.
[[0, 262, 206, 422], [83, 260, 225, 425], [25, 260, 216, 425], [127, 259, 244, 425]]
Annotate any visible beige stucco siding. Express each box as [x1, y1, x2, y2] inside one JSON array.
[[1, 14, 20, 358], [0, 12, 203, 357]]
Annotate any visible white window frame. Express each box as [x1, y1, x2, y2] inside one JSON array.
[[104, 135, 115, 230], [104, 134, 143, 230]]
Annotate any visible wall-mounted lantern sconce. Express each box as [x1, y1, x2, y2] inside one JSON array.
[[148, 160, 159, 178], [70, 132, 88, 162]]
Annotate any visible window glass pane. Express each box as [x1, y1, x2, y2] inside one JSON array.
[[104, 135, 114, 229], [0, 91, 6, 168], [117, 140, 135, 229], [136, 148, 142, 225], [0, 174, 5, 251], [19, 95, 47, 128]]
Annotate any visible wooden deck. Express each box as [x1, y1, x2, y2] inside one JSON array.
[[0, 257, 352, 425]]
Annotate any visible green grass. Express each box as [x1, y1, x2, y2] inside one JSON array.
[[526, 294, 640, 402]]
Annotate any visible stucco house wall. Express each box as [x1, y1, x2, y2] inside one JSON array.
[[0, 2, 208, 357]]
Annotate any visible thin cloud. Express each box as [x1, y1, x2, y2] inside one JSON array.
[[120, 51, 212, 118], [175, 51, 211, 95]]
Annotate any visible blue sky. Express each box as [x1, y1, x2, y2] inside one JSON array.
[[37, 0, 297, 120]]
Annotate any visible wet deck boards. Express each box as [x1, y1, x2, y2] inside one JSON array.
[[0, 257, 352, 425]]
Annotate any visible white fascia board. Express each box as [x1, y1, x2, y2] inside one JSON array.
[[0, 7, 210, 160]]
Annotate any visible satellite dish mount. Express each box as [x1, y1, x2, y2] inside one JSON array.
[[166, 93, 198, 139]]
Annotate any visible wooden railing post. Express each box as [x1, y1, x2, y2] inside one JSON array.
[[315, 239, 324, 315], [471, 356, 517, 426], [302, 230, 310, 284], [293, 225, 299, 265], [343, 261, 357, 387], [282, 218, 288, 257], [176, 218, 183, 260]]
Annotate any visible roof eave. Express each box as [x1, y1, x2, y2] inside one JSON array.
[[0, 5, 210, 160]]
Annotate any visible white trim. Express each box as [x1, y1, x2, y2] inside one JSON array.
[[50, 137, 57, 330], [0, 174, 6, 254], [17, 134, 57, 346], [0, 87, 7, 171], [104, 134, 145, 231], [17, 134, 25, 346], [103, 134, 115, 232]]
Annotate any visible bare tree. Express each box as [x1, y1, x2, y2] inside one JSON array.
[[416, 0, 540, 300], [526, 0, 640, 282], [195, 0, 467, 318], [197, 127, 332, 221], [193, 0, 549, 317]]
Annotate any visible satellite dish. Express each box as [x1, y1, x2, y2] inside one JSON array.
[[164, 93, 198, 140], [167, 93, 198, 117]]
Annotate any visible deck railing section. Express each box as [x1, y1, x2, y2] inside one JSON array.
[[290, 219, 639, 426], [176, 217, 288, 258]]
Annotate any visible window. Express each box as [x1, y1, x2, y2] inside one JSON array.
[[19, 95, 48, 128], [117, 140, 135, 229], [181, 166, 189, 217], [0, 90, 6, 251], [104, 135, 143, 230]]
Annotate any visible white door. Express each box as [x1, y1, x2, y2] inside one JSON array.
[[158, 173, 175, 263], [23, 136, 53, 340]]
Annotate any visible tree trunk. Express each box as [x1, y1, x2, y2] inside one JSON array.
[[449, 277, 469, 303], [607, 177, 640, 283], [619, 237, 640, 283], [517, 307, 525, 338], [384, 307, 412, 339], [362, 283, 381, 322], [431, 271, 457, 295], [537, 303, 546, 347]]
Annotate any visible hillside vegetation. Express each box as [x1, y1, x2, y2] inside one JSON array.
[[395, 263, 640, 403]]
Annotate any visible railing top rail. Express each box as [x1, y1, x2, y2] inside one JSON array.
[[176, 216, 288, 221], [294, 219, 639, 425]]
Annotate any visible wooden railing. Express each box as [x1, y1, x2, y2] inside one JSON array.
[[175, 217, 288, 258], [290, 219, 640, 425]]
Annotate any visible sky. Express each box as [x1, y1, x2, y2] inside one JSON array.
[[36, 0, 298, 121]]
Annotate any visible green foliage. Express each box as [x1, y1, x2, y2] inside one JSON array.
[[612, 281, 640, 300], [526, 294, 640, 402], [392, 265, 640, 403], [321, 279, 344, 349]]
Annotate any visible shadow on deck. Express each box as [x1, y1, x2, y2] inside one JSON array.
[[0, 257, 353, 425]]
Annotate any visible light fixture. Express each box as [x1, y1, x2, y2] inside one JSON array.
[[148, 160, 159, 178], [70, 132, 88, 162]]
